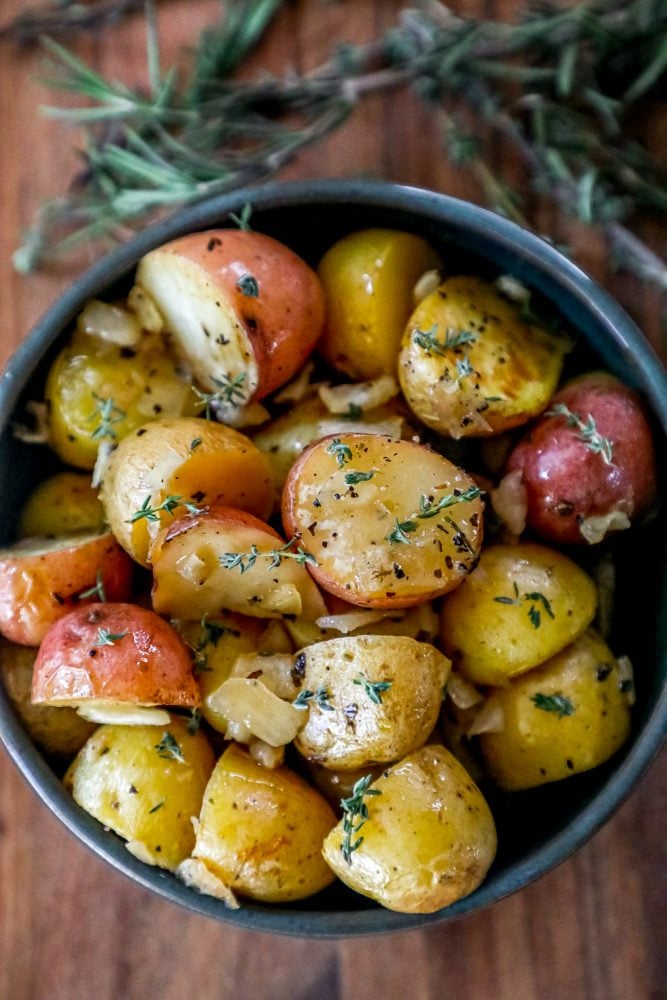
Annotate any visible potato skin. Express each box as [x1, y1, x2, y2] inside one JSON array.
[[282, 433, 484, 608], [100, 416, 274, 566], [440, 543, 597, 686], [0, 642, 96, 757], [137, 229, 325, 401], [32, 603, 199, 708], [398, 276, 567, 438], [0, 532, 133, 646], [505, 372, 657, 544], [18, 472, 105, 538], [480, 630, 632, 789], [64, 719, 215, 870], [293, 635, 450, 770], [318, 228, 443, 379], [322, 745, 497, 913], [190, 742, 336, 903]]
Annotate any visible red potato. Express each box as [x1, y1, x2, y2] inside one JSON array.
[[136, 229, 325, 406], [32, 603, 199, 710], [0, 532, 133, 646], [505, 372, 657, 544], [151, 506, 327, 622]]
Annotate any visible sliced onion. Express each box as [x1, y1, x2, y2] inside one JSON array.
[[177, 859, 239, 909], [230, 653, 296, 699], [13, 401, 50, 445], [413, 269, 442, 305], [214, 400, 271, 429], [315, 608, 396, 634], [495, 274, 531, 303], [76, 702, 170, 726], [579, 510, 631, 545], [209, 676, 305, 746], [78, 299, 141, 348], [319, 374, 399, 414], [466, 698, 504, 736], [127, 284, 164, 334], [273, 362, 316, 404], [91, 438, 115, 489], [446, 671, 484, 710], [492, 470, 528, 537]]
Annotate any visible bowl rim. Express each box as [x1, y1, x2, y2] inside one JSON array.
[[1, 177, 665, 938]]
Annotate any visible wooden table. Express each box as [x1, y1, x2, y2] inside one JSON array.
[[0, 3, 664, 998]]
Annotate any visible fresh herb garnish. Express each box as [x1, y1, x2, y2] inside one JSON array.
[[127, 494, 203, 523], [325, 438, 353, 467], [546, 403, 614, 464], [94, 628, 127, 647], [531, 692, 575, 717], [236, 273, 259, 297], [77, 570, 106, 603], [353, 675, 393, 705], [229, 202, 253, 232], [413, 326, 478, 356], [340, 774, 382, 863], [186, 709, 202, 735], [219, 536, 318, 573], [344, 470, 375, 485], [493, 584, 555, 629], [342, 403, 364, 420], [293, 686, 334, 711], [88, 393, 126, 441], [193, 373, 248, 418], [455, 357, 475, 383], [387, 486, 482, 544], [154, 732, 185, 763]]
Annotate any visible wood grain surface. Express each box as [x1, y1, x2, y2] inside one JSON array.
[[0, 3, 665, 999]]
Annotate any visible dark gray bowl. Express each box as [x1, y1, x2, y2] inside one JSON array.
[[1, 180, 665, 937]]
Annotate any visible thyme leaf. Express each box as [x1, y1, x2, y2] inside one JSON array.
[[387, 486, 482, 544], [293, 686, 334, 711], [531, 692, 575, 717], [193, 373, 248, 418], [94, 628, 127, 647], [413, 326, 478, 356], [546, 403, 614, 464], [340, 774, 381, 863], [352, 674, 393, 705], [127, 494, 203, 523], [154, 732, 185, 762], [219, 536, 318, 573], [344, 470, 376, 485], [325, 438, 353, 467]]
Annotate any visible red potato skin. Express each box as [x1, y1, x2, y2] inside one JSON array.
[[152, 230, 325, 399], [32, 603, 199, 707], [150, 504, 284, 557], [0, 534, 133, 646], [506, 372, 657, 544]]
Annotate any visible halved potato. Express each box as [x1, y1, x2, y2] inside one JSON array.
[[100, 416, 274, 566], [322, 745, 497, 913], [64, 719, 215, 870], [0, 532, 133, 646], [293, 635, 450, 770], [18, 472, 105, 538], [151, 506, 327, 622], [136, 229, 325, 406], [440, 543, 597, 686], [32, 602, 199, 718], [398, 276, 568, 438], [282, 433, 484, 608]]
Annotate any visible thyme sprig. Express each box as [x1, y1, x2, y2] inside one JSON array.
[[89, 394, 126, 441], [493, 583, 555, 629], [387, 485, 482, 544], [193, 373, 248, 418], [127, 494, 203, 523], [219, 536, 318, 573], [413, 326, 478, 356], [293, 687, 334, 711], [340, 774, 382, 863], [76, 570, 107, 603], [546, 403, 614, 464], [94, 628, 127, 646], [353, 675, 393, 705]]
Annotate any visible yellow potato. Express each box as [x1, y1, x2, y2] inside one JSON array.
[[398, 276, 567, 438], [0, 641, 96, 757], [64, 719, 215, 871], [293, 635, 450, 770], [188, 743, 336, 903], [318, 228, 443, 379], [479, 630, 633, 789], [18, 472, 105, 538], [322, 745, 497, 913], [100, 416, 274, 566], [440, 543, 597, 686], [45, 325, 198, 469]]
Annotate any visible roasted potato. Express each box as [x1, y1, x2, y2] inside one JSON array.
[[65, 719, 215, 870], [398, 276, 567, 438], [151, 506, 327, 622], [100, 416, 274, 566], [479, 630, 633, 789], [32, 602, 199, 722], [182, 742, 336, 903], [0, 641, 96, 757], [18, 472, 105, 538], [318, 228, 443, 379], [440, 543, 597, 686], [293, 635, 450, 770], [282, 433, 484, 608], [322, 745, 497, 913], [136, 229, 325, 405], [505, 372, 657, 544], [0, 531, 133, 646]]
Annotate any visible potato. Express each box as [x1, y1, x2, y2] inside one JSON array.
[[0, 642, 96, 757], [318, 228, 443, 379], [293, 635, 450, 770], [282, 433, 484, 608], [100, 416, 273, 566], [18, 472, 105, 538], [398, 276, 567, 438], [440, 543, 597, 686], [479, 630, 633, 789], [136, 229, 324, 406], [184, 742, 336, 903], [322, 745, 497, 913], [32, 603, 199, 716], [505, 372, 657, 544], [45, 323, 197, 470], [253, 394, 407, 490], [151, 506, 327, 622], [174, 613, 265, 733], [285, 600, 439, 649], [64, 719, 215, 870], [0, 532, 133, 646]]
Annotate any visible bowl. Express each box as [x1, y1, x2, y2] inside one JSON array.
[[1, 179, 665, 937]]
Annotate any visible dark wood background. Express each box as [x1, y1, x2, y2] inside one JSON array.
[[0, 3, 665, 998]]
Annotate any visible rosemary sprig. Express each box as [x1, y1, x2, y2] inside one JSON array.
[[1, 0, 151, 46], [219, 536, 318, 573], [127, 494, 203, 523], [546, 403, 614, 464], [387, 486, 482, 544], [340, 774, 382, 863]]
